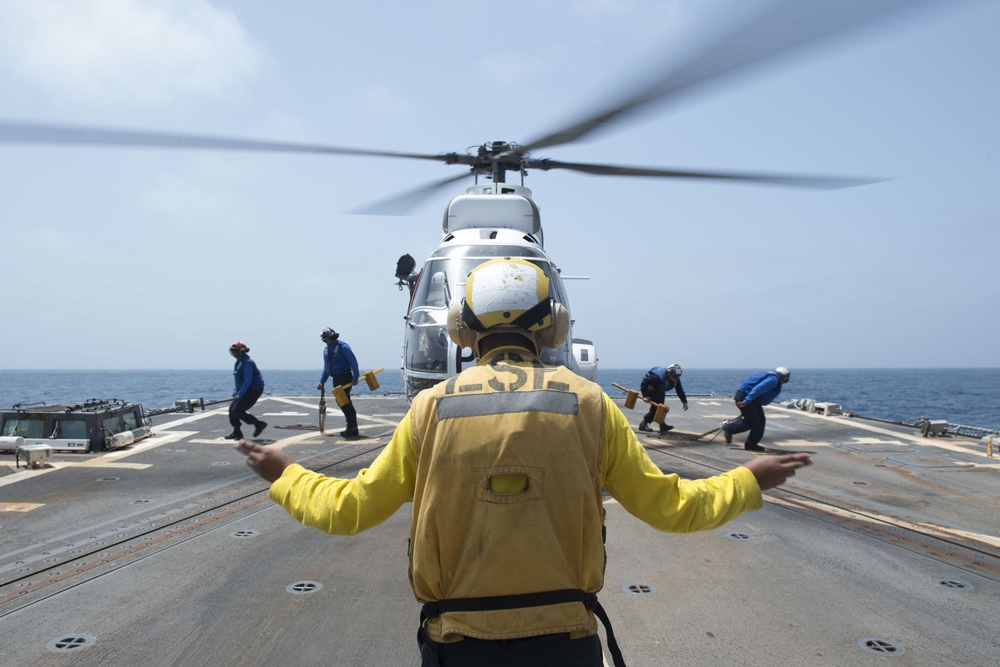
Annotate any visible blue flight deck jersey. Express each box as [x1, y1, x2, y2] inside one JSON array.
[[319, 341, 360, 385], [233, 355, 265, 399], [644, 366, 688, 403], [738, 372, 783, 405]]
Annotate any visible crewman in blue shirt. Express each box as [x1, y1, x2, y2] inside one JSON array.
[[638, 364, 688, 434], [721, 367, 790, 451], [317, 327, 361, 437], [226, 340, 267, 440]]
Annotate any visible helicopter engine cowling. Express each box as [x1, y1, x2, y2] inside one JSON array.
[[442, 188, 542, 246]]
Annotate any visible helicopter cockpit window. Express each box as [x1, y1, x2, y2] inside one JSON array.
[[405, 309, 449, 372], [411, 263, 451, 311], [434, 244, 546, 262], [425, 271, 448, 308], [406, 261, 453, 374]]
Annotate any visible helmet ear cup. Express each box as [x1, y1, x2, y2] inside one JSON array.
[[448, 300, 477, 350], [535, 303, 569, 350]]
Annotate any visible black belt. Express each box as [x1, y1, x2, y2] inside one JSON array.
[[420, 589, 626, 666]]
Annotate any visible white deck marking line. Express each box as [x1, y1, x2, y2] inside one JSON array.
[[268, 396, 321, 410], [267, 396, 401, 425], [770, 439, 821, 449], [0, 466, 58, 487], [265, 395, 402, 429], [155, 407, 229, 429], [782, 407, 990, 456], [846, 436, 905, 445], [359, 416, 404, 428], [0, 501, 44, 512], [101, 430, 196, 459], [236, 429, 369, 451], [71, 460, 152, 469], [0, 431, 195, 487]]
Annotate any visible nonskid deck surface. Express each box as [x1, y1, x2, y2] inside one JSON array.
[[1, 395, 997, 666]]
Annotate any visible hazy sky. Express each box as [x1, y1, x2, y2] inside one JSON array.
[[0, 0, 997, 372]]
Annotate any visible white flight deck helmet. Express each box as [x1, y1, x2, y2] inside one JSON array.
[[775, 366, 791, 382], [667, 364, 682, 377], [448, 257, 569, 358]]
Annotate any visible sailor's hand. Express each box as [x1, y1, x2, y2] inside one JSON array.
[[234, 440, 293, 483], [682, 403, 689, 411], [352, 379, 359, 386], [743, 453, 811, 491], [736, 400, 747, 408], [317, 383, 324, 391]]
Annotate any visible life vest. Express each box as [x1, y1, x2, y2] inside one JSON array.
[[407, 348, 608, 643]]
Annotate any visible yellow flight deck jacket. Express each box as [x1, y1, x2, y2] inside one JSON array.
[[270, 347, 763, 642]]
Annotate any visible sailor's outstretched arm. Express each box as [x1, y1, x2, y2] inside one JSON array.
[[234, 419, 416, 535], [743, 453, 811, 490], [234, 440, 293, 482]]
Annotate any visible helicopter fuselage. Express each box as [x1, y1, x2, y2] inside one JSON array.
[[400, 183, 595, 398]]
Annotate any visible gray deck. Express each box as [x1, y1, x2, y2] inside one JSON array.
[[1, 394, 997, 666]]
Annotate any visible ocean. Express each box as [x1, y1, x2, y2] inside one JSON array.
[[1, 368, 998, 432]]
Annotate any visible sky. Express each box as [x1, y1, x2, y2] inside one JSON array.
[[0, 0, 997, 372]]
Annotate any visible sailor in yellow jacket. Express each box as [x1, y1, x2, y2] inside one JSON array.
[[235, 258, 811, 667]]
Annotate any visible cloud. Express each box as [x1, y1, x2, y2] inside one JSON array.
[[0, 0, 265, 105]]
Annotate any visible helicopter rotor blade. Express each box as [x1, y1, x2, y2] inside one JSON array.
[[0, 120, 462, 163], [520, 0, 951, 154], [351, 172, 473, 216], [527, 159, 885, 190]]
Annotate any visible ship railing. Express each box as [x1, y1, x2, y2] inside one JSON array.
[[144, 397, 230, 417], [875, 415, 998, 440]]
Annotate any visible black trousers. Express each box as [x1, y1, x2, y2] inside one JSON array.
[[332, 371, 358, 429], [419, 632, 603, 667], [727, 389, 766, 448], [640, 379, 665, 424], [229, 386, 264, 434]]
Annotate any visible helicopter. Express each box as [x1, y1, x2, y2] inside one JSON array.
[[390, 163, 598, 397], [0, 0, 967, 396]]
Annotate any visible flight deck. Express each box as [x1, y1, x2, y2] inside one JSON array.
[[1, 394, 997, 666]]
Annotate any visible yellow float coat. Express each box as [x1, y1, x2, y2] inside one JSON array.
[[270, 347, 763, 642]]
